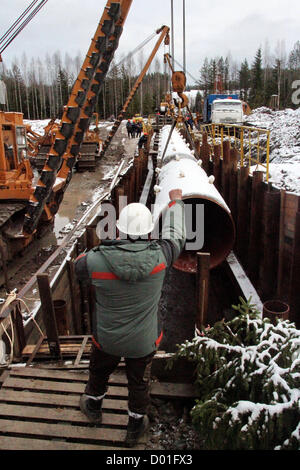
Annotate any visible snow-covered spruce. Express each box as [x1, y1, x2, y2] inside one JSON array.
[[168, 299, 300, 450]]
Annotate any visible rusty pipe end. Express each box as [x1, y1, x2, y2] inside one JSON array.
[[157, 196, 236, 273]]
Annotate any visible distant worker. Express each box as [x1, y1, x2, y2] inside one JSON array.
[[131, 119, 138, 138], [138, 132, 148, 150], [136, 121, 143, 138], [75, 189, 186, 447], [126, 119, 132, 138], [186, 115, 194, 130]]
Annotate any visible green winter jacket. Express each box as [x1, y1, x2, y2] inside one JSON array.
[[75, 199, 185, 358]]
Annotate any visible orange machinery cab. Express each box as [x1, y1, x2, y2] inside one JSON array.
[[0, 111, 34, 201]]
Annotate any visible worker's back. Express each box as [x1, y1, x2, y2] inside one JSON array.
[[85, 240, 167, 357], [75, 197, 186, 359]]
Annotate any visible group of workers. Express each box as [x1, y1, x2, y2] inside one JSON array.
[[126, 119, 143, 139], [126, 117, 150, 151]]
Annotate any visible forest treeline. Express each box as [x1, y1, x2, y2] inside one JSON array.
[[0, 39, 299, 121]]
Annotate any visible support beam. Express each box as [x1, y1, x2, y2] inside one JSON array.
[[196, 252, 210, 329], [37, 273, 62, 360]]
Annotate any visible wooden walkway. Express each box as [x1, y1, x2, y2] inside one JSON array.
[[0, 367, 142, 450], [0, 366, 197, 450]]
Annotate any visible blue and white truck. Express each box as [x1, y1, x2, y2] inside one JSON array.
[[203, 94, 244, 124]]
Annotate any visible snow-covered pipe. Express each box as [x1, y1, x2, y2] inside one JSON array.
[[153, 126, 235, 272]]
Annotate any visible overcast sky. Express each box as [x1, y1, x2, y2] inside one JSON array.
[[1, 0, 300, 85]]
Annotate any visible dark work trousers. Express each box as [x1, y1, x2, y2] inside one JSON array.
[[84, 343, 156, 415]]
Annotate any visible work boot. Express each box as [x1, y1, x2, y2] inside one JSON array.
[[79, 394, 103, 424], [124, 415, 149, 447]]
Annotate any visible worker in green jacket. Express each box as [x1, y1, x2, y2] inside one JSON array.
[[75, 189, 186, 447]]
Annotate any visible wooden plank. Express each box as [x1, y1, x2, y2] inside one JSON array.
[[22, 342, 92, 356], [37, 273, 62, 360], [74, 336, 89, 366], [0, 419, 128, 444], [0, 370, 10, 386], [10, 367, 89, 381], [9, 367, 128, 385], [226, 252, 263, 313], [0, 436, 130, 451], [67, 259, 82, 335], [11, 303, 26, 361], [2, 377, 128, 397], [0, 404, 128, 426], [196, 252, 210, 328], [51, 335, 91, 341], [25, 334, 45, 367], [0, 389, 128, 411]]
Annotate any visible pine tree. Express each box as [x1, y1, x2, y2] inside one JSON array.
[[168, 298, 300, 450], [198, 57, 210, 95], [195, 91, 202, 113], [239, 59, 250, 101], [250, 47, 264, 107]]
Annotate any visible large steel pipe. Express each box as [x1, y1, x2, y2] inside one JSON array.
[[152, 126, 235, 272]]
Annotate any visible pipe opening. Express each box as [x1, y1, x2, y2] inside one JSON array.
[[167, 197, 235, 273]]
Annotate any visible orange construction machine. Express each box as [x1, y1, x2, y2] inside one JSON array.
[[27, 113, 103, 172], [0, 0, 133, 266]]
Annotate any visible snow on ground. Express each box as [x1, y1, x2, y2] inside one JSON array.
[[24, 110, 300, 195], [24, 119, 113, 135], [267, 163, 300, 194], [246, 107, 300, 164], [247, 107, 300, 194], [24, 118, 55, 134]]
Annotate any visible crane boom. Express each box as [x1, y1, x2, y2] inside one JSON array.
[[100, 25, 170, 156], [23, 0, 133, 236]]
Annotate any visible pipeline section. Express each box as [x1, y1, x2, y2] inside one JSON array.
[[152, 125, 235, 272]]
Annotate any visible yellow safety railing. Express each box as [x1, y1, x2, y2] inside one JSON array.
[[197, 123, 271, 181]]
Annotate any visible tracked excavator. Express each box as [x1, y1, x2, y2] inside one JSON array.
[[0, 0, 133, 266], [26, 113, 103, 172], [26, 118, 59, 170]]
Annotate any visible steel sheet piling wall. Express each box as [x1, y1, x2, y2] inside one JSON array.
[[198, 134, 300, 327]]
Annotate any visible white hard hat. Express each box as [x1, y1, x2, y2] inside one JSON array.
[[116, 203, 154, 236]]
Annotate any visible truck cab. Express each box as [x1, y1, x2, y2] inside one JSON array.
[[211, 98, 244, 125], [203, 93, 240, 123]]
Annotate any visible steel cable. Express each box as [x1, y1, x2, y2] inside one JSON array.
[[0, 0, 40, 45], [0, 0, 48, 55], [112, 30, 158, 70]]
